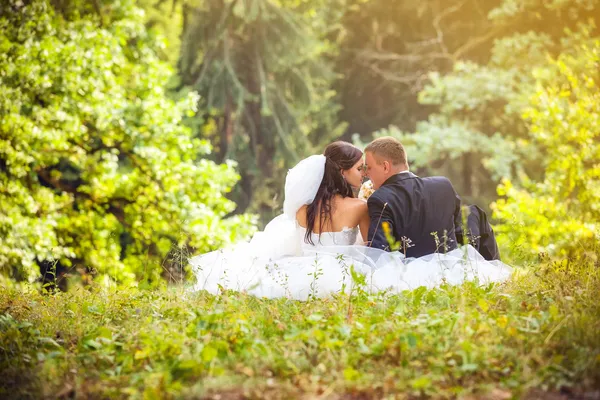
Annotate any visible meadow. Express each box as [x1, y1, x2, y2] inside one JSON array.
[[2, 253, 599, 399]]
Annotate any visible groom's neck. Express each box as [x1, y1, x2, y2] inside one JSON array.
[[392, 166, 409, 175]]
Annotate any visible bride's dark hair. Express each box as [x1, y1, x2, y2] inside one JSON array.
[[305, 141, 363, 245]]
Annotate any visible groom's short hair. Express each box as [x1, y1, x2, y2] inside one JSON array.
[[365, 136, 407, 167]]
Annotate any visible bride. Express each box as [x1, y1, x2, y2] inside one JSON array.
[[190, 142, 511, 300]]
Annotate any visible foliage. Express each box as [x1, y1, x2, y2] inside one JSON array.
[[135, 0, 184, 68], [1, 253, 599, 398], [178, 0, 347, 221], [0, 0, 255, 286], [362, 0, 600, 205], [492, 39, 600, 261], [337, 0, 502, 136]]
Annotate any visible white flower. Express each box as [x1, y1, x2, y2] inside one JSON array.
[[358, 180, 375, 200]]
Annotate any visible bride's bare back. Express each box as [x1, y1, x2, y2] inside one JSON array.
[[296, 195, 370, 242]]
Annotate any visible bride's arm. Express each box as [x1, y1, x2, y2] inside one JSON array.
[[358, 201, 370, 243]]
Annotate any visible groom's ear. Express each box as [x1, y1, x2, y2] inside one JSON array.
[[383, 160, 391, 173]]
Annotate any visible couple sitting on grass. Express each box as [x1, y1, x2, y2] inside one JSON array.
[[191, 137, 511, 300]]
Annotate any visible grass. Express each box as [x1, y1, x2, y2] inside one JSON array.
[[1, 255, 599, 399]]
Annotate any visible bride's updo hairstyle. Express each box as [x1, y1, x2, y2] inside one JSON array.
[[304, 141, 363, 244]]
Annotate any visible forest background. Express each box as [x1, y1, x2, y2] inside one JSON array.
[[1, 0, 599, 287]]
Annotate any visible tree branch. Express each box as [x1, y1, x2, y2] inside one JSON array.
[[432, 0, 467, 56], [452, 26, 505, 61], [35, 167, 133, 226], [356, 50, 453, 63]]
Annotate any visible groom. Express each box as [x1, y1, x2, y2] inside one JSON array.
[[364, 136, 464, 257]]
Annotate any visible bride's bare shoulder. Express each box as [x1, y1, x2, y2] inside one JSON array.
[[339, 197, 367, 212], [296, 205, 308, 226], [343, 196, 367, 206]]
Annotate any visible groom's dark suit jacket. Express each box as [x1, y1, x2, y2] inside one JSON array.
[[367, 172, 462, 258]]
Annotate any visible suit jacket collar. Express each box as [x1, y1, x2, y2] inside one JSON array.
[[381, 171, 418, 187]]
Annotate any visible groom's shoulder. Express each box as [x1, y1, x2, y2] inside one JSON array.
[[423, 175, 453, 184], [366, 187, 389, 204], [422, 175, 457, 191]]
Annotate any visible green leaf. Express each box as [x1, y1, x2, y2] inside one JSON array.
[[201, 346, 218, 363]]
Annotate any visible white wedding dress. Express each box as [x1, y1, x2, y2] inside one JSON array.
[[189, 156, 512, 300]]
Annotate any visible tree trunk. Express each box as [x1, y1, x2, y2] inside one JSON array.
[[218, 93, 234, 162], [463, 152, 473, 197]]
